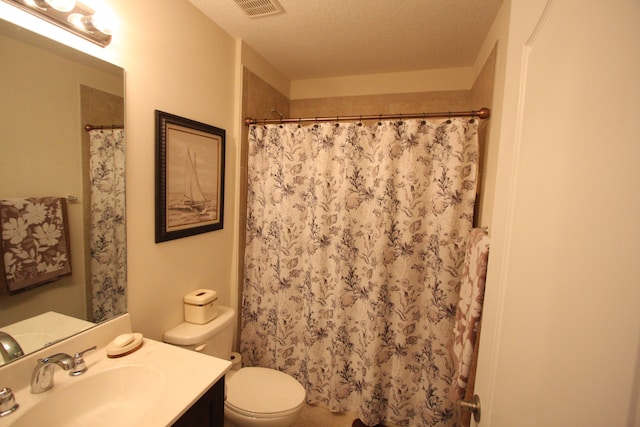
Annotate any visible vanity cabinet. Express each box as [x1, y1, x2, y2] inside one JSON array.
[[173, 377, 225, 427]]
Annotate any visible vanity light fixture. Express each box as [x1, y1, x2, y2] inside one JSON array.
[[2, 0, 112, 46]]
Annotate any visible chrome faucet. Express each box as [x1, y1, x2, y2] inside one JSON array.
[[30, 346, 96, 394], [0, 331, 24, 362], [30, 353, 75, 394]]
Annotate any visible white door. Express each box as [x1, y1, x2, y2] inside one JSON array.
[[473, 1, 640, 426]]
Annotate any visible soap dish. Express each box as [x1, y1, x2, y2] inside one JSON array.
[[107, 333, 143, 358]]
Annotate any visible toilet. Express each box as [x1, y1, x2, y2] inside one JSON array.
[[163, 306, 306, 427]]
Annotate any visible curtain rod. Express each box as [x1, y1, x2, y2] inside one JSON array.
[[84, 124, 125, 131], [245, 107, 490, 126]]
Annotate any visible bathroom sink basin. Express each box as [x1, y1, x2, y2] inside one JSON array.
[[10, 365, 164, 427], [0, 318, 231, 427]]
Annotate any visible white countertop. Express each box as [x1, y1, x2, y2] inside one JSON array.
[[1, 311, 95, 358], [0, 314, 231, 426]]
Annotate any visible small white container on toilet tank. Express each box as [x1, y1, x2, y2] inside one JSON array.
[[183, 289, 218, 324]]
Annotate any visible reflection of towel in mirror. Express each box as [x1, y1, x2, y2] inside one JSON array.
[[448, 228, 490, 403], [0, 197, 72, 293]]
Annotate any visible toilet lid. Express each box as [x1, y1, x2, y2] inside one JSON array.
[[226, 367, 306, 416]]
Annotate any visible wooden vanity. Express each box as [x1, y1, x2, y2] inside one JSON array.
[[173, 378, 225, 426]]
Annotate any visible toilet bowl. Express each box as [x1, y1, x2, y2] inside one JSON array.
[[225, 367, 305, 427], [163, 306, 306, 427]]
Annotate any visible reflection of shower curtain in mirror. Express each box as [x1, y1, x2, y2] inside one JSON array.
[[242, 119, 479, 426], [89, 129, 126, 322]]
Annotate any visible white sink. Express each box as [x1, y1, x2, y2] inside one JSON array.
[[10, 365, 164, 427], [0, 314, 231, 427]]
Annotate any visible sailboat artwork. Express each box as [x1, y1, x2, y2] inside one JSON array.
[[155, 110, 225, 243], [171, 148, 209, 214], [166, 143, 219, 230]]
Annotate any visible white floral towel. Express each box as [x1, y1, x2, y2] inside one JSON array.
[[0, 197, 72, 293], [448, 228, 490, 403]]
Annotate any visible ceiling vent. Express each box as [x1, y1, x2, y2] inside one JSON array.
[[234, 0, 285, 18]]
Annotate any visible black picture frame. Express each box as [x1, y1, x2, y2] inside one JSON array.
[[155, 110, 225, 243]]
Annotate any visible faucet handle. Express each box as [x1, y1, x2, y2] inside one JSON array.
[[0, 388, 19, 417], [70, 346, 97, 377]]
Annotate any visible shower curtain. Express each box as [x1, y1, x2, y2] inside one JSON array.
[[88, 129, 126, 322], [242, 118, 479, 426]]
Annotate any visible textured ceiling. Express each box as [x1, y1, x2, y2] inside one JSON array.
[[189, 0, 503, 80]]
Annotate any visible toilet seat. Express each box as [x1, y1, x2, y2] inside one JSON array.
[[225, 402, 303, 419], [225, 367, 306, 418]]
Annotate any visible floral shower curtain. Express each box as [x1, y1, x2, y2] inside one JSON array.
[[242, 118, 479, 426], [88, 129, 126, 322]]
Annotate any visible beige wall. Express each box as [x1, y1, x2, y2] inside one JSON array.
[[111, 2, 238, 340], [291, 67, 475, 99], [290, 90, 472, 118], [241, 41, 290, 99]]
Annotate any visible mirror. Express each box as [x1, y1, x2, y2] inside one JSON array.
[[0, 18, 125, 366]]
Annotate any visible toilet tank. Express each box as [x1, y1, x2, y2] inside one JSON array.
[[163, 305, 235, 360]]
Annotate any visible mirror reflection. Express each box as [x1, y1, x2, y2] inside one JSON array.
[[0, 18, 125, 366]]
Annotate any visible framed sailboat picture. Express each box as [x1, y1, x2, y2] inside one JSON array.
[[155, 110, 225, 242]]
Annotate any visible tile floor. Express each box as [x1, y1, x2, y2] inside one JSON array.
[[296, 404, 400, 427], [226, 403, 401, 427], [224, 404, 365, 427], [295, 404, 360, 427]]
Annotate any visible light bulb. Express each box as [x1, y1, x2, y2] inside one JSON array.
[[83, 11, 112, 35], [45, 0, 76, 12], [67, 12, 85, 29]]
